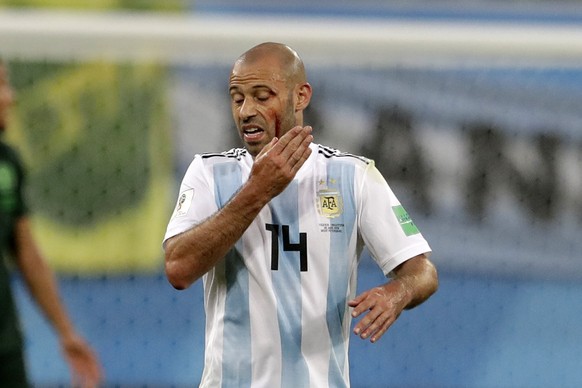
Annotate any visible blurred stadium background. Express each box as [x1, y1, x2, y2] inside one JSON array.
[[1, 0, 582, 386]]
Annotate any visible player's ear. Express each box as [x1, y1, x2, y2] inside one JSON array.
[[295, 82, 312, 112]]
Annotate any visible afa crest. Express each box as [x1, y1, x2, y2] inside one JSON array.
[[317, 189, 343, 218]]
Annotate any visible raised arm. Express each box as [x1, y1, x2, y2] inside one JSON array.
[[164, 126, 313, 289]]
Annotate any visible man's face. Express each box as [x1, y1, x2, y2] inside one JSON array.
[[0, 65, 14, 132], [229, 57, 297, 157]]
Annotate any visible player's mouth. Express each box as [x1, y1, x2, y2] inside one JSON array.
[[242, 126, 265, 142]]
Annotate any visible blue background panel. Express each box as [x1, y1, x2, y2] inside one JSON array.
[[14, 260, 582, 387]]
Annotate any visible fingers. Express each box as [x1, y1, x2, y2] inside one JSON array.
[[249, 126, 313, 199], [289, 131, 313, 174], [367, 313, 393, 343], [274, 125, 313, 164], [256, 136, 278, 159], [256, 125, 312, 177], [353, 309, 394, 343], [256, 126, 312, 170], [352, 298, 380, 336], [350, 288, 401, 343], [349, 290, 372, 317]]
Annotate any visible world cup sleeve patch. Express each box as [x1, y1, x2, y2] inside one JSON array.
[[392, 205, 420, 236], [173, 189, 194, 218]]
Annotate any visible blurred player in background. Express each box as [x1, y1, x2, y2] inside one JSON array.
[[0, 61, 102, 387], [163, 42, 438, 387]]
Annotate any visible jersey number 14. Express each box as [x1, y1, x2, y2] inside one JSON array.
[[265, 223, 308, 272]]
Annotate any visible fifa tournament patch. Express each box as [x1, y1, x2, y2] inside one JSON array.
[[392, 205, 420, 236], [317, 189, 343, 218], [172, 189, 194, 218]]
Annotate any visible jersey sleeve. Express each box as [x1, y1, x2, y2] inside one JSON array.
[[162, 155, 218, 246], [357, 162, 431, 277]]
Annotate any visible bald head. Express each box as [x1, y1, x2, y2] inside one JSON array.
[[234, 42, 307, 86], [228, 42, 313, 156]]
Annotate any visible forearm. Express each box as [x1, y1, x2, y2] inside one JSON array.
[[23, 257, 75, 336], [389, 253, 438, 310], [15, 218, 75, 339], [164, 180, 269, 289]]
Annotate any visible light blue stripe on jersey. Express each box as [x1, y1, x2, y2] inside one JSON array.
[[269, 181, 310, 388], [326, 161, 357, 388], [213, 161, 251, 388]]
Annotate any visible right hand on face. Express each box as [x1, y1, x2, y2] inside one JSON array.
[[249, 125, 313, 199]]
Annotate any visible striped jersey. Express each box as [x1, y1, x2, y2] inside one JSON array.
[[163, 143, 431, 388]]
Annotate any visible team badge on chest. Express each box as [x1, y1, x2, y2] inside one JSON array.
[[317, 189, 343, 218]]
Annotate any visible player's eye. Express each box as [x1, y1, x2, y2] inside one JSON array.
[[256, 92, 270, 102], [231, 94, 244, 104]]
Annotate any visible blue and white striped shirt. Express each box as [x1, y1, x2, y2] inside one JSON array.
[[164, 143, 431, 388]]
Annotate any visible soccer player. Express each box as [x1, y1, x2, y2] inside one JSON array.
[[0, 61, 102, 387], [163, 42, 438, 387]]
